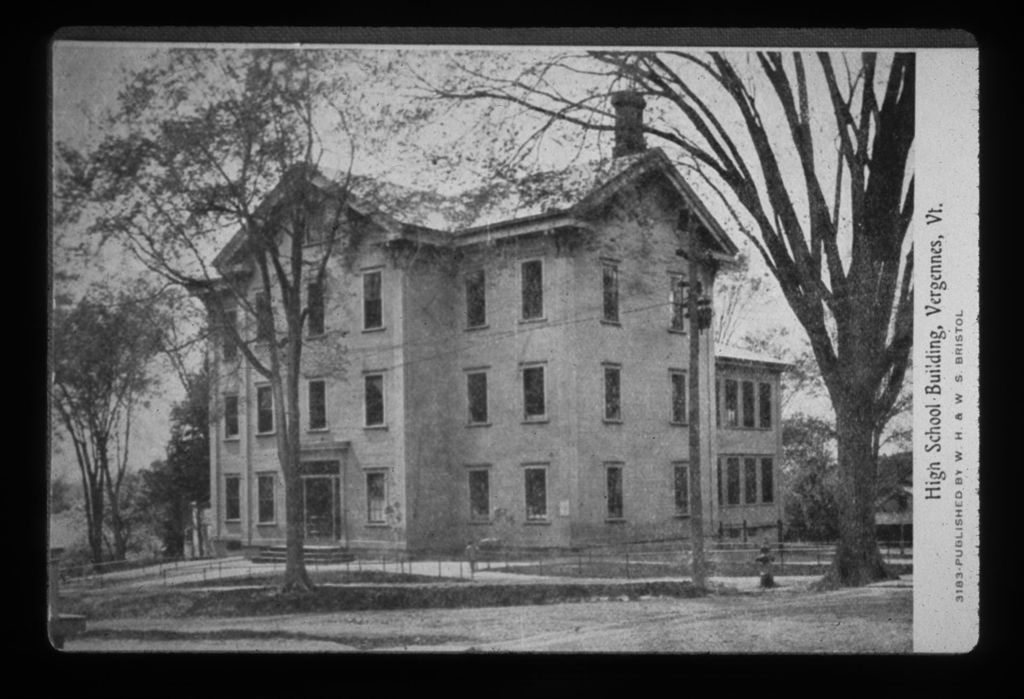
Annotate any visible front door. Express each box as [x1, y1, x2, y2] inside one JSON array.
[[302, 476, 340, 542]]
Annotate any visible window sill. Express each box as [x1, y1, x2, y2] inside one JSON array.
[[668, 328, 688, 335], [518, 317, 547, 325], [256, 431, 276, 437], [224, 519, 241, 524], [603, 418, 623, 425], [307, 427, 330, 433], [605, 518, 627, 524], [223, 436, 241, 442], [465, 324, 490, 332], [256, 521, 277, 527], [524, 519, 551, 526], [306, 333, 326, 341], [468, 519, 493, 526], [364, 522, 390, 528], [363, 424, 389, 431], [674, 514, 692, 520], [670, 421, 689, 427], [362, 326, 387, 334], [466, 422, 492, 428], [600, 319, 621, 327], [522, 417, 549, 424]]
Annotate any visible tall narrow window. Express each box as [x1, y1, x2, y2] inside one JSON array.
[[744, 457, 758, 504], [308, 380, 326, 430], [224, 394, 239, 438], [724, 379, 739, 427], [602, 262, 619, 322], [257, 474, 275, 523], [256, 385, 274, 434], [524, 467, 547, 520], [467, 371, 488, 424], [222, 310, 238, 361], [715, 380, 721, 427], [363, 270, 383, 330], [742, 380, 756, 428], [606, 465, 624, 519], [716, 460, 723, 507], [521, 260, 544, 320], [670, 275, 688, 332], [366, 472, 386, 523], [674, 462, 690, 516], [603, 365, 621, 421], [759, 382, 773, 429], [225, 476, 241, 521], [468, 469, 490, 520], [522, 365, 546, 420], [761, 458, 775, 503], [307, 281, 324, 336], [255, 292, 273, 342], [465, 270, 486, 328], [364, 374, 385, 427], [726, 457, 741, 505], [671, 370, 687, 424]]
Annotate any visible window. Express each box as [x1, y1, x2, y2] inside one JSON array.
[[744, 458, 758, 504], [465, 270, 486, 328], [716, 460, 723, 507], [467, 371, 488, 424], [603, 365, 621, 421], [363, 270, 383, 330], [366, 472, 386, 523], [671, 370, 687, 424], [724, 379, 739, 427], [255, 292, 273, 342], [257, 474, 275, 523], [256, 385, 274, 434], [524, 467, 547, 520], [225, 476, 240, 521], [759, 382, 772, 429], [364, 374, 385, 427], [522, 365, 546, 420], [602, 262, 619, 323], [742, 380, 756, 428], [308, 380, 326, 430], [521, 260, 544, 320], [307, 282, 324, 336], [468, 469, 490, 520], [670, 275, 688, 332], [761, 458, 775, 503], [726, 457, 741, 505], [222, 310, 238, 361], [606, 465, 624, 519], [674, 462, 690, 516], [224, 394, 239, 438], [715, 380, 721, 427]]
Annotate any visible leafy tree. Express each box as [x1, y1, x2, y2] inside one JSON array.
[[423, 50, 914, 585], [781, 415, 840, 542], [57, 49, 368, 591], [141, 367, 211, 558], [52, 286, 166, 563], [49, 474, 77, 515]]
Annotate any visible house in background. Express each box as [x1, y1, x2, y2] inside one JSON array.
[[205, 92, 786, 556]]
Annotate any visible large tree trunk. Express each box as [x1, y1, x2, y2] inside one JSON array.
[[86, 483, 105, 567], [280, 355, 313, 593], [819, 395, 894, 588]]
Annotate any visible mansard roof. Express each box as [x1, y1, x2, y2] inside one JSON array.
[[214, 148, 738, 270]]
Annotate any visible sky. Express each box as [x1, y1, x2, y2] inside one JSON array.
[[51, 42, 890, 479]]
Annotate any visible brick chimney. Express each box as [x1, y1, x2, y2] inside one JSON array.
[[611, 90, 647, 158]]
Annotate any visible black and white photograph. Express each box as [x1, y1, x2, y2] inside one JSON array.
[[48, 30, 978, 653]]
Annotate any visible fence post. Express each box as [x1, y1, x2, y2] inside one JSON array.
[[779, 541, 785, 574], [625, 545, 631, 579]]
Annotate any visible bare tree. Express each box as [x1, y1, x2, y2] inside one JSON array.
[[425, 50, 913, 586]]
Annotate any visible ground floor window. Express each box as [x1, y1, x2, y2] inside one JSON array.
[[257, 474, 275, 523], [366, 471, 387, 523], [524, 466, 547, 520], [468, 468, 490, 520], [674, 462, 690, 516], [761, 458, 774, 503], [225, 475, 240, 521], [605, 464, 624, 519], [719, 455, 775, 507]]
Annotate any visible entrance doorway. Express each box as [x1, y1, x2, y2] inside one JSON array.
[[299, 460, 343, 543]]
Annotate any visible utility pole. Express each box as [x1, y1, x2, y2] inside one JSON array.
[[679, 211, 710, 589]]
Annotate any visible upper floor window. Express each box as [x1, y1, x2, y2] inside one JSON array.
[[606, 464, 624, 520], [222, 309, 238, 361], [670, 274, 688, 332], [603, 364, 621, 422], [524, 466, 548, 521], [255, 292, 273, 343], [670, 370, 687, 424], [467, 371, 489, 425], [674, 462, 690, 516], [257, 473, 276, 524], [465, 270, 486, 328], [522, 364, 546, 421], [521, 260, 544, 320], [364, 373, 385, 427], [742, 380, 756, 428], [308, 379, 327, 431], [307, 281, 324, 336], [256, 385, 274, 434], [759, 382, 773, 429], [363, 269, 383, 330], [225, 475, 241, 522], [724, 379, 739, 427], [224, 394, 239, 438], [602, 262, 619, 323], [468, 468, 490, 521]]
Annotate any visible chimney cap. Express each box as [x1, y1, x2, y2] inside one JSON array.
[[611, 90, 647, 109]]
